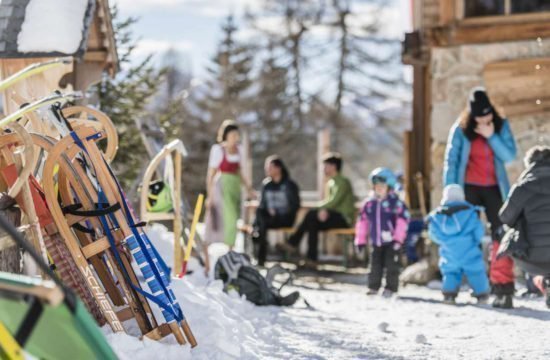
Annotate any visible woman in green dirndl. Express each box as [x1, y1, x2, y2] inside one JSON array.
[[204, 120, 254, 273]]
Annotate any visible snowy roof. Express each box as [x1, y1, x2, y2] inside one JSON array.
[[0, 0, 96, 58]]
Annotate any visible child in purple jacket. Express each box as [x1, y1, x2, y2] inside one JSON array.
[[355, 168, 410, 297]]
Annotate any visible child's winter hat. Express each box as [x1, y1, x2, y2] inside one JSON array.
[[469, 87, 493, 117], [441, 184, 465, 205]]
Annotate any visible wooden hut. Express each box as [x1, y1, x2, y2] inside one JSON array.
[[403, 0, 550, 210], [0, 0, 118, 114]]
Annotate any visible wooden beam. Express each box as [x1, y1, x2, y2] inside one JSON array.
[[439, 0, 457, 26], [406, 63, 431, 213], [116, 307, 135, 322], [317, 129, 330, 200], [429, 20, 550, 47], [83, 50, 108, 62], [82, 237, 111, 259]]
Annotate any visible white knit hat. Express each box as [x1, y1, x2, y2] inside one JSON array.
[[441, 184, 465, 205]]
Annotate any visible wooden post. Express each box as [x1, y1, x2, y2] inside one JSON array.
[[317, 129, 331, 200], [406, 62, 431, 213], [241, 129, 252, 188], [403, 131, 412, 208], [439, 0, 457, 26], [173, 151, 183, 276]]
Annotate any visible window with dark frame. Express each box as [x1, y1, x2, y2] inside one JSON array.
[[465, 0, 505, 17], [465, 0, 550, 17], [511, 0, 550, 14]]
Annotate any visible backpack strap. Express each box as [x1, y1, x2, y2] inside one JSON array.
[[265, 264, 293, 292]]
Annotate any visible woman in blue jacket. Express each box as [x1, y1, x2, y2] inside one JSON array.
[[443, 87, 517, 308]]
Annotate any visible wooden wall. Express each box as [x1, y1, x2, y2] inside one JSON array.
[[484, 58, 550, 117], [421, 0, 440, 29], [0, 58, 74, 115]]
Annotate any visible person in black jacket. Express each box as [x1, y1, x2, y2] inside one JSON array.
[[252, 156, 300, 266], [499, 145, 550, 277]]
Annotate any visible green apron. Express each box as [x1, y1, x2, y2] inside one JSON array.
[[221, 173, 241, 246]]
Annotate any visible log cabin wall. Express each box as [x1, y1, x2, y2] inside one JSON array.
[[421, 0, 440, 28]]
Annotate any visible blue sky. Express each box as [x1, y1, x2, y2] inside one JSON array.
[[114, 0, 412, 79]]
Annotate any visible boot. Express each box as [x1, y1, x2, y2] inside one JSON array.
[[501, 294, 513, 309], [493, 294, 514, 309], [366, 288, 378, 296], [492, 283, 515, 309], [492, 295, 504, 308], [381, 289, 395, 298], [443, 293, 456, 305]]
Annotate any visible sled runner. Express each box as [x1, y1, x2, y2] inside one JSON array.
[[0, 57, 72, 92]]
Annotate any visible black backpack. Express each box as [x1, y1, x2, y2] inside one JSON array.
[[214, 251, 299, 306]]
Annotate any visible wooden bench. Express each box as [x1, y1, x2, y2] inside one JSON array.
[[240, 224, 359, 268]]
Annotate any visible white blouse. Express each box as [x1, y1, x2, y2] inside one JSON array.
[[208, 144, 243, 169]]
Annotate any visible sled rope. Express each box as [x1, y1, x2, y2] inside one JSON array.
[[69, 131, 185, 324]]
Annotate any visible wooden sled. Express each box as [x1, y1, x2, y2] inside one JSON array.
[[140, 140, 206, 275], [141, 140, 185, 274], [0, 131, 106, 325], [42, 126, 196, 346]]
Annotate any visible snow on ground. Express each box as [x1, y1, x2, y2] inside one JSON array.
[[17, 0, 89, 53], [106, 224, 550, 359]]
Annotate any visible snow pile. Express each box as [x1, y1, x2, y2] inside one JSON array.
[[17, 0, 89, 54], [104, 223, 285, 360]]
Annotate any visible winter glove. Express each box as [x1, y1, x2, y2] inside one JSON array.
[[392, 242, 401, 251], [381, 231, 393, 244]]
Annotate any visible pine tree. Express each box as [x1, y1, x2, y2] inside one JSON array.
[[327, 0, 407, 128], [154, 17, 255, 199], [249, 46, 292, 184], [249, 0, 325, 128], [94, 7, 164, 192], [197, 15, 255, 124]]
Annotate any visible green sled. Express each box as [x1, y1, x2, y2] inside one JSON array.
[[0, 272, 117, 360]]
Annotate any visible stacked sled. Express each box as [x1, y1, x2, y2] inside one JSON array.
[[0, 59, 197, 358]]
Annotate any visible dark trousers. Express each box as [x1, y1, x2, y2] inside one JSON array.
[[368, 245, 400, 292], [288, 209, 349, 261], [464, 185, 503, 238], [253, 209, 294, 266], [465, 184, 514, 291]]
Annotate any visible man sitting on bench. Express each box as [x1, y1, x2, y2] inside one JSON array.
[[279, 153, 355, 268], [252, 155, 300, 266]]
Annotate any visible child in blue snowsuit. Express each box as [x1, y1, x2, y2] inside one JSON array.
[[428, 184, 490, 304]]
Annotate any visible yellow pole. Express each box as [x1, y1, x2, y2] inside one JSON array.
[[0, 321, 23, 360], [173, 151, 183, 276], [179, 194, 204, 277]]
